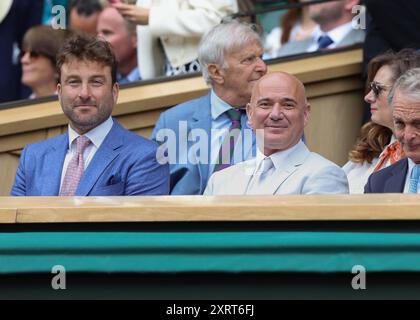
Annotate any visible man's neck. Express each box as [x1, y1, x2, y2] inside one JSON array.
[[320, 16, 353, 33], [213, 87, 249, 108], [118, 55, 138, 77]]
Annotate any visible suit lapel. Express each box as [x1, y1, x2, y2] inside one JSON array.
[[41, 134, 68, 195], [75, 122, 123, 196], [384, 159, 408, 192], [270, 142, 310, 195], [190, 93, 212, 193]]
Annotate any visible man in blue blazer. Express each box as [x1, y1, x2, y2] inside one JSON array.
[[151, 21, 267, 194], [11, 34, 169, 196], [365, 68, 420, 194]]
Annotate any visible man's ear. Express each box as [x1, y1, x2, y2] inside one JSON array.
[[207, 64, 225, 85], [303, 103, 311, 127], [246, 102, 254, 129], [57, 83, 62, 103], [112, 82, 119, 104]]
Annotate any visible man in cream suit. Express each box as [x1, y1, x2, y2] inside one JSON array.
[[204, 72, 349, 195]]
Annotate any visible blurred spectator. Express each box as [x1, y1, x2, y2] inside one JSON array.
[[69, 0, 103, 35], [277, 0, 365, 57], [363, 0, 420, 72], [0, 0, 43, 103], [97, 5, 139, 83], [265, 0, 317, 59], [112, 0, 238, 79], [21, 25, 69, 99], [343, 49, 420, 193]]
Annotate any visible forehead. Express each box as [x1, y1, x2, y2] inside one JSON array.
[[61, 59, 111, 77], [98, 7, 125, 28], [225, 40, 262, 58], [393, 90, 420, 119], [254, 76, 302, 100], [374, 65, 394, 83]]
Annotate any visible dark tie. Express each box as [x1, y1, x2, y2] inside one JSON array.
[[213, 108, 243, 172], [317, 35, 333, 50]]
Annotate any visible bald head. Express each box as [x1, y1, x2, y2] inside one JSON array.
[[246, 72, 310, 156], [250, 72, 307, 107]]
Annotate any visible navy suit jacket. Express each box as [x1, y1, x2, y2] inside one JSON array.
[[364, 158, 408, 193], [11, 120, 170, 196], [151, 93, 256, 195]]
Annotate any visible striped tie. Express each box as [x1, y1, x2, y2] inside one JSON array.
[[409, 165, 420, 193], [60, 135, 91, 196], [213, 108, 243, 172]]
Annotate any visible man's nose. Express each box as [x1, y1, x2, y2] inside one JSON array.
[[255, 57, 267, 73], [404, 126, 418, 141], [269, 103, 283, 120], [78, 83, 91, 99]]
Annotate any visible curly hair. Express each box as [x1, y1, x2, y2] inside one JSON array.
[[349, 48, 420, 163], [56, 33, 117, 84]]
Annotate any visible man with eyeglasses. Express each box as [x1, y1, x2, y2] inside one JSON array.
[[365, 68, 420, 193]]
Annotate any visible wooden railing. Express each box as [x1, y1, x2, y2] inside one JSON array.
[[1, 194, 420, 224]]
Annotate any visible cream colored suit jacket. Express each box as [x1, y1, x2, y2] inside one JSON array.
[[204, 142, 349, 195], [137, 0, 238, 79]]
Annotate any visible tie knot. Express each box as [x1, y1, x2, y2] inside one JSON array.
[[76, 135, 91, 154], [257, 157, 273, 174], [317, 35, 333, 49], [226, 108, 243, 122]]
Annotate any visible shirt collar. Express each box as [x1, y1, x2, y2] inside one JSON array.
[[67, 117, 114, 150], [313, 22, 353, 46], [117, 67, 141, 83], [254, 140, 304, 174], [211, 90, 236, 120]]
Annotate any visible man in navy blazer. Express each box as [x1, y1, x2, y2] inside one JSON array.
[[11, 34, 169, 196], [365, 68, 420, 194], [151, 20, 267, 194]]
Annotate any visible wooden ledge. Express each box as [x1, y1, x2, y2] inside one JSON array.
[[0, 193, 419, 223]]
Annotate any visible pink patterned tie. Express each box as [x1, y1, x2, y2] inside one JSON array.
[[59, 135, 91, 196]]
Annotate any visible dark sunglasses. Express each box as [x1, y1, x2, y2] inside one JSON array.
[[20, 50, 42, 60], [369, 81, 390, 98]]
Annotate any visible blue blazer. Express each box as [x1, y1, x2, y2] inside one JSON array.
[[364, 158, 407, 193], [151, 93, 256, 195], [11, 120, 170, 196]]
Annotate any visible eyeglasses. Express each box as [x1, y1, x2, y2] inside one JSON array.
[[369, 81, 391, 98], [20, 50, 42, 60]]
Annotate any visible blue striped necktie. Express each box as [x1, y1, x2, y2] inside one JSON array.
[[409, 165, 420, 193]]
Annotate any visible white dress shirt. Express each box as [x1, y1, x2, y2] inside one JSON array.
[[59, 117, 113, 192], [306, 22, 354, 52], [343, 136, 398, 194]]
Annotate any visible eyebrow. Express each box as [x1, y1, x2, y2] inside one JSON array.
[[256, 97, 297, 104]]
